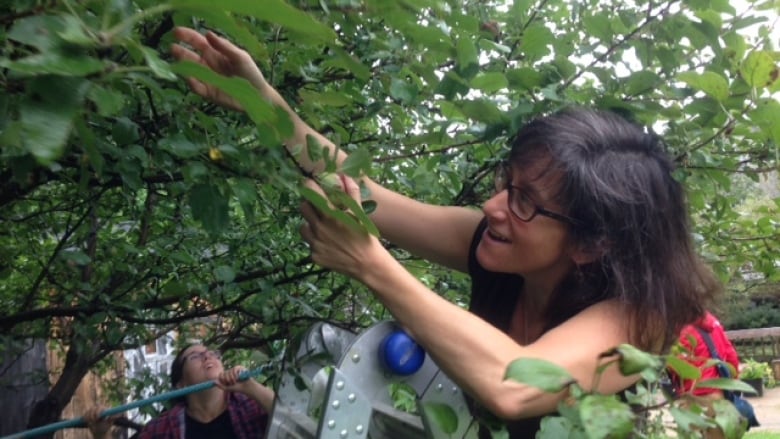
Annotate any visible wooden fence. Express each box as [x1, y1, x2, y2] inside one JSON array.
[[0, 340, 126, 439], [726, 326, 780, 363]]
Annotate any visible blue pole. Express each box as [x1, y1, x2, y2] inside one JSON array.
[[1, 368, 264, 439]]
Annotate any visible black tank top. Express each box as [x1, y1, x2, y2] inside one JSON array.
[[185, 410, 238, 439]]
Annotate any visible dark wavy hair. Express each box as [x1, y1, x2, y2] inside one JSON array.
[[170, 343, 198, 388], [509, 107, 720, 350], [168, 343, 200, 405]]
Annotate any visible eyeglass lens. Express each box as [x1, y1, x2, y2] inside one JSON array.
[[494, 163, 534, 221], [187, 350, 221, 362]]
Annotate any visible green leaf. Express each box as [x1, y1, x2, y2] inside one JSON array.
[[170, 0, 337, 43], [160, 134, 201, 158], [711, 398, 747, 438], [749, 98, 780, 145], [87, 84, 125, 117], [624, 71, 661, 96], [189, 183, 230, 234], [538, 417, 581, 439], [361, 200, 377, 215], [722, 32, 747, 62], [419, 401, 459, 435], [519, 24, 553, 62], [7, 15, 65, 51], [457, 99, 505, 125], [740, 50, 777, 88], [340, 148, 372, 178], [669, 406, 713, 431], [171, 61, 280, 134], [582, 14, 613, 42], [506, 68, 543, 91], [389, 78, 418, 104], [693, 377, 759, 394], [677, 71, 729, 101], [299, 186, 367, 235], [74, 117, 104, 176], [602, 344, 662, 376], [163, 280, 191, 297], [397, 21, 452, 53], [60, 249, 91, 265], [112, 117, 141, 146], [0, 53, 106, 76], [171, 7, 267, 59], [579, 395, 635, 439], [184, 162, 208, 182], [20, 76, 88, 164], [504, 357, 575, 392], [325, 47, 371, 82], [479, 39, 511, 55], [470, 72, 509, 93], [334, 193, 380, 237], [299, 89, 354, 107], [304, 134, 327, 168], [666, 355, 702, 381], [57, 15, 96, 47], [139, 46, 177, 81], [456, 37, 478, 70], [232, 178, 258, 221], [214, 265, 236, 283], [435, 70, 470, 99]]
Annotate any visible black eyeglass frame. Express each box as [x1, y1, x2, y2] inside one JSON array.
[[185, 349, 222, 363], [494, 161, 582, 227]]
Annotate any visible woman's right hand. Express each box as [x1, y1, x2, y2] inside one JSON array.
[[171, 27, 267, 111], [84, 406, 113, 439]]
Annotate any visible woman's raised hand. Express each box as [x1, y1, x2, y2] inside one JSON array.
[[299, 175, 385, 280], [84, 406, 114, 439], [171, 27, 267, 111]]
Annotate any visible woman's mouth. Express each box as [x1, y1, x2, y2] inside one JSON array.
[[486, 228, 510, 243]]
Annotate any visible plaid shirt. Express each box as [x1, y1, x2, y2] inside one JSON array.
[[137, 393, 267, 439]]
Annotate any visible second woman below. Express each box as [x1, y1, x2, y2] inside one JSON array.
[[171, 27, 720, 437], [138, 344, 273, 439]]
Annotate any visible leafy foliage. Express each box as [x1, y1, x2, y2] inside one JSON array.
[[740, 358, 776, 387], [0, 0, 777, 433], [505, 345, 755, 438]]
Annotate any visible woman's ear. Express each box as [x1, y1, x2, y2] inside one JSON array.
[[571, 237, 609, 265]]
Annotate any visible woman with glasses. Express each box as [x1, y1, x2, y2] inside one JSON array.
[[128, 343, 272, 439], [172, 27, 719, 437]]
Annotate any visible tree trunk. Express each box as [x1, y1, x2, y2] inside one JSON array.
[[26, 342, 101, 438]]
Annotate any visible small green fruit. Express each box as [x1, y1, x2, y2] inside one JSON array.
[[319, 173, 343, 192]]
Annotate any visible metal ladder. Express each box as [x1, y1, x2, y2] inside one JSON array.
[[266, 321, 480, 439]]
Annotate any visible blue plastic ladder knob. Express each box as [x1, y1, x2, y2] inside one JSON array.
[[380, 329, 426, 375]]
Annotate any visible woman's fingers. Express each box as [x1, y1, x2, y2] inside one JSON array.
[[173, 27, 211, 53], [342, 175, 361, 203], [299, 221, 312, 241], [181, 76, 205, 96], [170, 27, 259, 112], [303, 177, 330, 193], [218, 366, 248, 389], [205, 31, 248, 62], [84, 407, 99, 422], [170, 43, 199, 63], [172, 27, 225, 70], [300, 200, 322, 225]]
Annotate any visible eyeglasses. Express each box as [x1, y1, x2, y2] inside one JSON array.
[[185, 350, 222, 363], [493, 161, 581, 227]]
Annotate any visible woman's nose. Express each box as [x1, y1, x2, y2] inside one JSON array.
[[482, 190, 509, 220]]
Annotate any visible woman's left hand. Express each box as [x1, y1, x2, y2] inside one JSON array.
[[299, 175, 385, 281], [216, 366, 254, 393], [84, 406, 114, 439]]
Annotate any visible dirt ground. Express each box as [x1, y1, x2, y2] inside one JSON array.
[[747, 385, 780, 432]]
